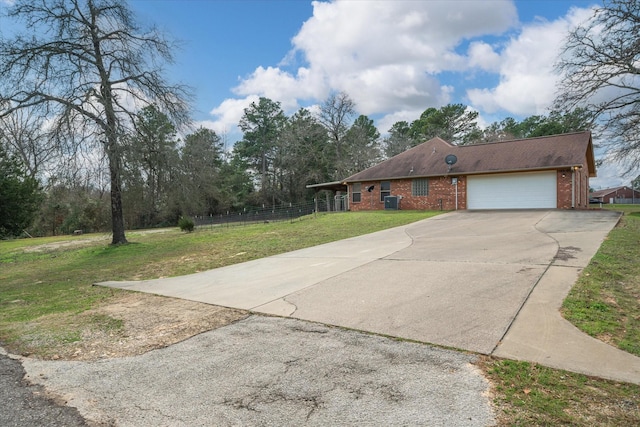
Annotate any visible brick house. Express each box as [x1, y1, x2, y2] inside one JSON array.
[[339, 131, 596, 211], [590, 186, 640, 204]]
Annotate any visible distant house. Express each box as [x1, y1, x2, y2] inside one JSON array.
[[590, 186, 640, 204], [311, 131, 596, 211]]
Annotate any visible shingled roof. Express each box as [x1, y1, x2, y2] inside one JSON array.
[[590, 186, 640, 198], [343, 131, 596, 183]]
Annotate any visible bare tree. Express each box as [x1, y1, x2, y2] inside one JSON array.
[[555, 0, 640, 173], [0, 108, 57, 180], [317, 92, 356, 180], [0, 0, 191, 244]]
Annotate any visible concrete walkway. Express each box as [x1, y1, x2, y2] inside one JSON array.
[[494, 211, 640, 383], [99, 209, 640, 384]]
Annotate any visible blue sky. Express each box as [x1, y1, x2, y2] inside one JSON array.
[[125, 1, 597, 127], [1, 0, 632, 188], [130, 0, 316, 118], [127, 1, 597, 123]]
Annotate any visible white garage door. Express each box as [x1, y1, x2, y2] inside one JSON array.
[[467, 171, 557, 209]]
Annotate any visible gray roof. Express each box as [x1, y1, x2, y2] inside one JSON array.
[[344, 131, 596, 183]]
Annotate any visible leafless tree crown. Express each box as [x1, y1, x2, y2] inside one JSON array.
[[555, 0, 640, 173], [0, 0, 192, 243]]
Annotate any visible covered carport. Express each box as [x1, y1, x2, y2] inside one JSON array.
[[306, 181, 349, 212]]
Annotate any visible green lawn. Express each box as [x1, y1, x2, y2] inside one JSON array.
[[482, 357, 640, 425]]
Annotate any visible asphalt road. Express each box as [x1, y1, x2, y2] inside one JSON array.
[[0, 350, 87, 427]]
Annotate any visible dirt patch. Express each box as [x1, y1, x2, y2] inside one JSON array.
[[22, 229, 174, 253], [22, 236, 110, 252], [15, 293, 248, 361]]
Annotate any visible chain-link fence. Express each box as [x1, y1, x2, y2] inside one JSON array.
[[192, 196, 348, 229], [590, 198, 640, 205], [607, 198, 639, 204]]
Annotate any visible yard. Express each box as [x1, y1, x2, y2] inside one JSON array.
[[1, 208, 639, 425]]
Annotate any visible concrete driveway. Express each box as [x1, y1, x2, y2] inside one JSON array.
[[101, 210, 616, 354], [19, 209, 640, 426]]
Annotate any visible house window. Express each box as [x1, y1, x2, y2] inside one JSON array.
[[352, 183, 361, 203], [412, 178, 429, 196], [380, 181, 391, 202]]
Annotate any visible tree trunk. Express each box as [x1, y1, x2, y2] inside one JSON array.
[[107, 137, 127, 245]]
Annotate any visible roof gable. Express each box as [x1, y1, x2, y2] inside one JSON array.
[[344, 131, 596, 182], [590, 186, 639, 198]]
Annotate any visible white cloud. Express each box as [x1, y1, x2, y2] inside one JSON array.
[[208, 0, 518, 127], [233, 66, 324, 110], [294, 0, 516, 74], [208, 95, 258, 137], [467, 41, 502, 73], [467, 7, 595, 116], [290, 0, 517, 113], [335, 65, 449, 115]]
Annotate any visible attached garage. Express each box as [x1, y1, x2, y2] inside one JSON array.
[[467, 171, 557, 209], [330, 132, 595, 211]]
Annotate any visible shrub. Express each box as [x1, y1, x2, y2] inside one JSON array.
[[178, 216, 195, 232]]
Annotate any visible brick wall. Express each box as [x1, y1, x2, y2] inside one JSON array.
[[557, 162, 590, 209], [349, 168, 590, 211], [557, 170, 573, 209], [349, 176, 466, 211]]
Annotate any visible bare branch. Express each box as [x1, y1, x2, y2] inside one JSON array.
[[0, 0, 193, 243], [555, 0, 640, 174]]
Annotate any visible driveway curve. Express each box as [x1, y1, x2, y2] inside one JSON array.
[[99, 209, 640, 383]]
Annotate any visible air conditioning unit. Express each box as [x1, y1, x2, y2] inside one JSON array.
[[384, 196, 398, 210]]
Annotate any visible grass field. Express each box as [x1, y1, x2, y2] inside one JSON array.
[[1, 208, 639, 425]]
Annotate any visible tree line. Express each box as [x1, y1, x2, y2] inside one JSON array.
[[2, 0, 639, 241], [0, 91, 590, 238]]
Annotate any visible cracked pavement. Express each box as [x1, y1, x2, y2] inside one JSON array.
[[21, 316, 495, 426]]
